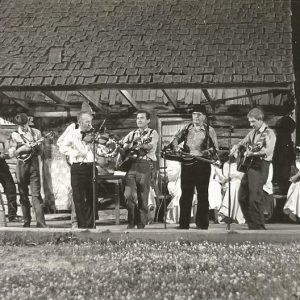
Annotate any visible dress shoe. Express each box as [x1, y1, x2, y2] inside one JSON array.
[[8, 216, 23, 222], [176, 225, 189, 230], [127, 224, 135, 229], [23, 223, 30, 228], [196, 226, 208, 230], [137, 224, 145, 229], [36, 223, 49, 228]]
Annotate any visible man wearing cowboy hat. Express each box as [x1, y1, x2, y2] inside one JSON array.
[[169, 104, 218, 230]]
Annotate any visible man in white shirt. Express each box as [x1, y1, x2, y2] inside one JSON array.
[[9, 113, 46, 228], [58, 111, 96, 228]]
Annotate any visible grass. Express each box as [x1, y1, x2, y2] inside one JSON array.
[[0, 240, 300, 299]]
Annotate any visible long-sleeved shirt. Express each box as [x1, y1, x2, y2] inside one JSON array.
[[10, 127, 42, 157], [237, 123, 276, 162], [122, 127, 159, 161], [58, 127, 94, 164], [172, 123, 218, 156]]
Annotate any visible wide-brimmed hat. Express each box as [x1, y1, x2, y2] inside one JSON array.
[[14, 113, 28, 125], [192, 104, 207, 115]]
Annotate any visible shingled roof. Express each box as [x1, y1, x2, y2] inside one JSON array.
[[0, 0, 294, 90]]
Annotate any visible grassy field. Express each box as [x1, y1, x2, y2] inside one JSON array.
[[0, 239, 300, 300]]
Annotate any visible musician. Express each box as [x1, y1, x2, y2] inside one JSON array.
[[9, 113, 47, 228], [230, 108, 276, 230], [169, 104, 218, 230], [58, 111, 97, 229], [121, 110, 159, 229], [0, 142, 20, 222]]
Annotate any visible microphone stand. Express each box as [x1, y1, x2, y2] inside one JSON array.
[[226, 126, 234, 231], [91, 119, 106, 229], [92, 131, 97, 229]]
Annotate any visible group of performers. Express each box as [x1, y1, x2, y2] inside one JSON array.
[[0, 100, 298, 230]]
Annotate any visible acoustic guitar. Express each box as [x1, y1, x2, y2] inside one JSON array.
[[236, 143, 263, 173], [117, 136, 152, 172], [17, 131, 54, 162]]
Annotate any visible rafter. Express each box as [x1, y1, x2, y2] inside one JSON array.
[[118, 90, 138, 110], [162, 89, 178, 110], [42, 91, 65, 104], [246, 89, 255, 107], [0, 91, 32, 111], [78, 91, 108, 113], [201, 89, 216, 110], [200, 90, 275, 106]]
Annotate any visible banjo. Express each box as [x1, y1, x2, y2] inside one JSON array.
[[16, 131, 54, 162]]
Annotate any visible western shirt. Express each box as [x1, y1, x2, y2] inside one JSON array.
[[122, 127, 159, 162], [237, 123, 276, 162]]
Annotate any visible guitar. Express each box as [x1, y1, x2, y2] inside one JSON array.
[[117, 136, 152, 172], [16, 131, 54, 162], [162, 149, 222, 168], [236, 143, 263, 173]]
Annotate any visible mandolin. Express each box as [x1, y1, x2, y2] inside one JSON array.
[[17, 131, 54, 162]]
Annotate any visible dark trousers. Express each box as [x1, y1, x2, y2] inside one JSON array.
[[16, 157, 45, 226], [179, 161, 211, 229], [124, 160, 152, 227], [0, 160, 17, 219], [238, 160, 270, 229], [71, 163, 95, 228]]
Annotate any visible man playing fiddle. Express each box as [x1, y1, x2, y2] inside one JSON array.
[[58, 111, 97, 229]]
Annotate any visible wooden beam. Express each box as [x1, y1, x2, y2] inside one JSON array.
[[162, 89, 178, 109], [201, 90, 275, 106], [33, 111, 79, 117], [201, 89, 216, 110], [78, 91, 108, 113], [42, 91, 65, 104], [118, 90, 138, 110], [246, 89, 255, 107], [0, 91, 32, 111]]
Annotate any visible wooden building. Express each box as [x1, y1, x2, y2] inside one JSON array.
[[0, 0, 296, 212]]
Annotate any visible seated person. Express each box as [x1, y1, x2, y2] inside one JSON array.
[[208, 164, 224, 223], [219, 154, 245, 224], [283, 159, 300, 222]]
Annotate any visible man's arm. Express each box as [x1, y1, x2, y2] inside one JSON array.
[[230, 131, 252, 156], [58, 131, 80, 158], [170, 125, 190, 149], [251, 129, 276, 159], [139, 130, 159, 151]]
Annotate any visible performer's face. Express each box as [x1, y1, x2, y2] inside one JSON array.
[[192, 112, 206, 125], [136, 113, 150, 129], [19, 123, 29, 132], [248, 117, 263, 131], [79, 113, 93, 132]]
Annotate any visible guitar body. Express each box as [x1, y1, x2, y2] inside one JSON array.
[[117, 138, 151, 172], [237, 144, 262, 173]]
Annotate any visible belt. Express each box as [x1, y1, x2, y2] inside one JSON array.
[[72, 162, 93, 166], [136, 157, 152, 162]]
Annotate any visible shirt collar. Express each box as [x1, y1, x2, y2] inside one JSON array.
[[257, 122, 267, 133], [18, 126, 31, 135]]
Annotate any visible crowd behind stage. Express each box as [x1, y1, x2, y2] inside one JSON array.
[[0, 99, 300, 230]]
